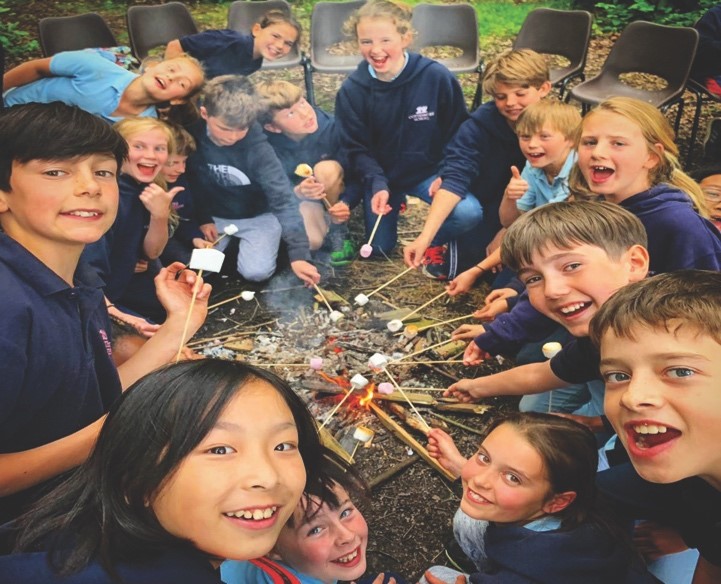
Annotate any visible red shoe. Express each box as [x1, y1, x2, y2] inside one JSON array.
[[421, 244, 448, 280]]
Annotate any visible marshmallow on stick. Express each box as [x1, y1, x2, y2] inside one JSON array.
[[360, 213, 384, 258], [319, 374, 369, 429], [295, 163, 332, 209], [355, 265, 415, 306], [211, 223, 239, 247], [381, 367, 431, 431], [312, 283, 344, 322], [350, 425, 375, 461]]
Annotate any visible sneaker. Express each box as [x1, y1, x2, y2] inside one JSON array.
[[330, 239, 356, 267], [421, 244, 448, 280], [703, 117, 721, 159]]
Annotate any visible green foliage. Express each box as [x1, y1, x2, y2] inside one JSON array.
[[0, 1, 39, 59], [593, 0, 717, 32], [472, 0, 573, 45]]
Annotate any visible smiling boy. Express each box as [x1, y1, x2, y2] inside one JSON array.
[[589, 270, 721, 584]]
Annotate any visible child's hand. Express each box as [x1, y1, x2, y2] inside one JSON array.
[[445, 378, 487, 402], [139, 184, 184, 219], [199, 223, 218, 243], [404, 237, 431, 269], [504, 166, 529, 200], [485, 287, 518, 304], [633, 521, 688, 562], [428, 176, 442, 197], [446, 268, 480, 297], [485, 227, 505, 257], [134, 259, 149, 273], [108, 306, 160, 338], [155, 262, 211, 331], [328, 201, 351, 223], [427, 428, 466, 478], [473, 297, 509, 321], [451, 324, 485, 341], [295, 177, 326, 200], [371, 190, 392, 215], [462, 340, 489, 366], [291, 260, 320, 286], [424, 571, 467, 584], [192, 237, 210, 249]]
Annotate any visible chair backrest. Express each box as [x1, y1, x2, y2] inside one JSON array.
[[38, 13, 118, 57], [127, 2, 199, 61], [602, 21, 699, 89], [513, 8, 592, 82], [0, 42, 4, 110], [411, 3, 479, 73], [309, 0, 365, 73], [227, 0, 302, 69]]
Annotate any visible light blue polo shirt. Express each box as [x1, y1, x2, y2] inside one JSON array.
[[516, 150, 576, 212]]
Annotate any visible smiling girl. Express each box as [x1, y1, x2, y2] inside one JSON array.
[[426, 412, 659, 583], [0, 360, 332, 583]]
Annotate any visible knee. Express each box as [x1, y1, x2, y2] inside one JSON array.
[[314, 160, 344, 203], [238, 264, 276, 282]]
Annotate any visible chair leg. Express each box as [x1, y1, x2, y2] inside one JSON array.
[[471, 67, 483, 111], [687, 86, 706, 165], [302, 57, 316, 107]]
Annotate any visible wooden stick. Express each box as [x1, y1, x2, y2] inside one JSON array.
[[366, 212, 384, 246], [211, 232, 231, 247], [366, 265, 415, 298], [388, 359, 464, 366], [416, 314, 474, 332], [401, 289, 448, 322], [391, 338, 454, 362], [175, 269, 203, 363], [318, 425, 353, 464], [252, 362, 311, 368], [208, 292, 246, 310], [382, 367, 431, 432], [321, 195, 332, 210], [312, 283, 334, 313], [318, 389, 354, 430]]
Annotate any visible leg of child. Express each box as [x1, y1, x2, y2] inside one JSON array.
[[298, 201, 328, 251], [214, 215, 282, 281], [363, 189, 401, 256]]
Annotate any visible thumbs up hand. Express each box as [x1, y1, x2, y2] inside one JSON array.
[[504, 165, 529, 200]]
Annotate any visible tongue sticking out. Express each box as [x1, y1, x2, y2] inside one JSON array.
[[635, 428, 681, 449]]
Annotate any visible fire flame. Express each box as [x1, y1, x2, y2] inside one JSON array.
[[359, 383, 375, 407]]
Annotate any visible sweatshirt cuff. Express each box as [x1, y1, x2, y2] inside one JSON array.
[[438, 176, 469, 200]]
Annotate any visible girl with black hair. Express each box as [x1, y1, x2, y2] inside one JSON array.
[[0, 360, 333, 584]]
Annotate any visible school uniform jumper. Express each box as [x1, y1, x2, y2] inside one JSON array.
[[179, 30, 262, 79], [3, 50, 156, 123], [335, 53, 473, 254], [0, 233, 121, 525], [187, 120, 311, 281], [161, 174, 205, 266]]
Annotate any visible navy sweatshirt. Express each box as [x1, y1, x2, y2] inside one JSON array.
[[469, 522, 660, 584], [439, 100, 526, 209], [692, 5, 721, 80], [186, 121, 311, 263], [335, 53, 467, 199]]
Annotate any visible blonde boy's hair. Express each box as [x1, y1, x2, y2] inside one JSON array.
[[114, 117, 176, 157], [500, 200, 647, 272], [202, 75, 264, 129], [589, 270, 721, 346], [515, 100, 581, 141], [343, 0, 414, 39], [569, 97, 710, 218], [482, 49, 549, 96], [255, 80, 304, 126]]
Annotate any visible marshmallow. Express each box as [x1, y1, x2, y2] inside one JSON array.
[[368, 352, 389, 369], [329, 310, 344, 322], [294, 163, 313, 177], [403, 324, 418, 337], [309, 357, 323, 370], [223, 224, 239, 236], [377, 382, 394, 395], [350, 374, 369, 390], [387, 319, 403, 332], [542, 342, 563, 359], [189, 248, 225, 273], [240, 291, 255, 301], [360, 244, 373, 258], [354, 293, 369, 306], [353, 425, 375, 442]]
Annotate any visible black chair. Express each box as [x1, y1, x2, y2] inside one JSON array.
[[513, 8, 592, 99], [127, 2, 199, 61], [227, 0, 304, 72], [567, 21, 699, 134], [411, 3, 483, 109], [0, 42, 4, 110], [38, 13, 117, 57]]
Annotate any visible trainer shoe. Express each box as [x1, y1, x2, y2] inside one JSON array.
[[330, 239, 356, 267], [421, 244, 448, 280]]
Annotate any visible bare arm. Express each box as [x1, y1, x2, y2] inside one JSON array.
[[499, 189, 523, 227], [3, 57, 53, 90], [693, 557, 721, 584], [164, 39, 184, 59]]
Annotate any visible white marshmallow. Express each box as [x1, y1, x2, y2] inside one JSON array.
[[329, 310, 344, 322], [189, 248, 225, 273], [240, 291, 255, 301], [542, 342, 563, 359], [387, 319, 403, 332], [368, 353, 389, 369], [353, 425, 375, 442], [223, 224, 239, 235], [309, 357, 323, 370], [354, 293, 369, 306], [350, 374, 369, 390], [377, 382, 394, 395]]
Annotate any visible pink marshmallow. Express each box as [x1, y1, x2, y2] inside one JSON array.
[[360, 244, 373, 258], [309, 357, 323, 370], [377, 382, 394, 395]]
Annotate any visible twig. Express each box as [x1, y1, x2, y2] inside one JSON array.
[[401, 290, 448, 322], [312, 282, 334, 313], [416, 314, 473, 332], [368, 454, 420, 489], [381, 368, 431, 431], [430, 412, 484, 436]]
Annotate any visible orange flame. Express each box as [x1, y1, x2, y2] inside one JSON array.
[[317, 371, 351, 389], [359, 383, 375, 407]]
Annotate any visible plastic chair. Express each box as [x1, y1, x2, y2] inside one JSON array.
[[0, 42, 4, 110], [305, 0, 366, 106], [411, 3, 483, 109], [227, 0, 304, 71], [513, 8, 592, 99], [38, 13, 118, 57], [567, 21, 699, 132], [127, 2, 199, 61]]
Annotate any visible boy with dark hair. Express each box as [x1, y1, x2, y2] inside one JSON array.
[[186, 75, 319, 285], [0, 102, 210, 524], [590, 270, 721, 584]]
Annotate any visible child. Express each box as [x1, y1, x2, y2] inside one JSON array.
[[404, 48, 551, 279], [335, 0, 471, 258], [166, 10, 301, 80], [590, 271, 721, 583], [83, 117, 182, 327], [186, 75, 319, 285], [0, 360, 333, 583], [0, 102, 210, 525], [424, 412, 658, 583], [447, 100, 580, 296], [159, 123, 208, 266], [256, 79, 357, 266], [3, 50, 204, 122], [690, 165, 721, 231]]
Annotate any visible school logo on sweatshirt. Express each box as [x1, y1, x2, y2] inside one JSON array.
[[207, 163, 252, 187], [408, 105, 435, 122]]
